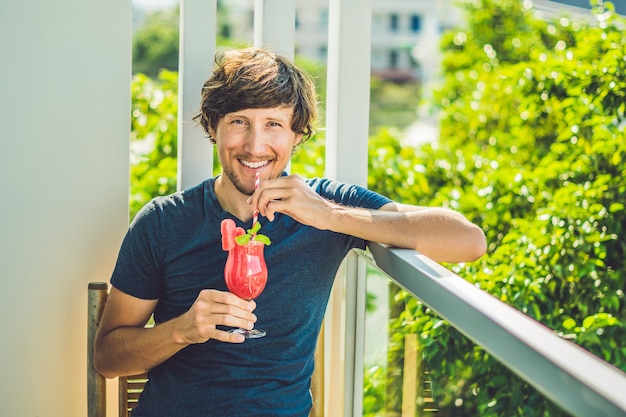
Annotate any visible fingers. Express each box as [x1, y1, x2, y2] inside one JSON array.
[[196, 290, 257, 325], [181, 290, 258, 344], [248, 175, 311, 221], [218, 330, 247, 344], [199, 288, 256, 313], [248, 175, 334, 228]]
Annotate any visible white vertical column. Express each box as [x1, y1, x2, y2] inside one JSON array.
[[324, 0, 372, 416], [0, 1, 131, 416], [178, 0, 217, 190], [253, 0, 296, 59], [325, 0, 372, 186]]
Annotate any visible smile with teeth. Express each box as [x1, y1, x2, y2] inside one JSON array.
[[240, 160, 269, 169]]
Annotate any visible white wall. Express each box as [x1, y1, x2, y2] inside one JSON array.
[[0, 1, 131, 415]]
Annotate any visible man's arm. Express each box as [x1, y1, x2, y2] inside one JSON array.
[[251, 175, 487, 263], [333, 201, 486, 263], [94, 287, 258, 378]]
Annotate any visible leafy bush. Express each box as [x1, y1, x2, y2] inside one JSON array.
[[130, 70, 178, 220], [133, 8, 180, 77], [363, 0, 626, 415]]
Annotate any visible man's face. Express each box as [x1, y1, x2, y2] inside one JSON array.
[[211, 106, 303, 196]]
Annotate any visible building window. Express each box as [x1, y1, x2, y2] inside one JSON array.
[[390, 14, 399, 31], [411, 15, 421, 32], [389, 49, 399, 69]]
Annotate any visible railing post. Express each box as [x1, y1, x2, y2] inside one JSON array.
[[325, 0, 372, 185], [253, 0, 295, 59], [177, 0, 216, 190], [310, 324, 325, 417], [325, 0, 372, 415], [401, 334, 419, 416]]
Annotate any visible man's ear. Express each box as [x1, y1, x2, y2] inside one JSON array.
[[208, 128, 217, 144], [294, 133, 303, 147]]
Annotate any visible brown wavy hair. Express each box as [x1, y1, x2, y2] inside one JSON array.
[[193, 47, 318, 144]]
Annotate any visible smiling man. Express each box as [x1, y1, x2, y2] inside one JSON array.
[[94, 47, 487, 417]]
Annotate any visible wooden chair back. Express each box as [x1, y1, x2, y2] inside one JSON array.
[[118, 372, 149, 417], [87, 282, 107, 417], [88, 282, 148, 417]]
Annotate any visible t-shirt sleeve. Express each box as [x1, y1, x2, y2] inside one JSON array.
[[312, 178, 392, 209], [110, 200, 163, 300]]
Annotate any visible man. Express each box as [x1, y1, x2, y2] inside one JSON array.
[[94, 47, 486, 416]]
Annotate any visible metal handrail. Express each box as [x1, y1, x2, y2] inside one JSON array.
[[365, 242, 626, 417]]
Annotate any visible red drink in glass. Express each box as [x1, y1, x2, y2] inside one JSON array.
[[224, 240, 268, 301], [222, 218, 268, 338]]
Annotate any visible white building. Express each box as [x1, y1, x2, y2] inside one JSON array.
[[226, 0, 463, 84], [225, 0, 607, 85]]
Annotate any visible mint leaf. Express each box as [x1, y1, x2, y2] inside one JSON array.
[[253, 234, 271, 245], [249, 222, 262, 235], [235, 234, 251, 245], [233, 222, 271, 246]]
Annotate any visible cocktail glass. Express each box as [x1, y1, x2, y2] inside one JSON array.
[[223, 239, 268, 338]]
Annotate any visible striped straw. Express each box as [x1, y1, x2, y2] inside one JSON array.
[[252, 171, 260, 228]]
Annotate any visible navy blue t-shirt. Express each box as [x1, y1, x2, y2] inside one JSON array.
[[111, 175, 391, 417]]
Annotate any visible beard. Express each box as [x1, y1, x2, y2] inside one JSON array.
[[222, 165, 255, 196]]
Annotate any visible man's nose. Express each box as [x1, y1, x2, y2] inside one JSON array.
[[244, 126, 266, 153]]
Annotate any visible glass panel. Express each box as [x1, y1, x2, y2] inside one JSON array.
[[362, 264, 573, 417]]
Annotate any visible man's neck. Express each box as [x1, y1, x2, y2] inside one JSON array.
[[214, 175, 253, 222]]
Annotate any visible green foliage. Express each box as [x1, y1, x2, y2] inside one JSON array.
[[290, 57, 328, 178], [363, 1, 626, 415], [132, 3, 241, 77], [369, 77, 422, 135], [130, 71, 178, 220], [133, 8, 180, 77], [294, 57, 328, 128]]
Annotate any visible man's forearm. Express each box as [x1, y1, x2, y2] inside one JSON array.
[[94, 320, 186, 379], [328, 204, 486, 263]]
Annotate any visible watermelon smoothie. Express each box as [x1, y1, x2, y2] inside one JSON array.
[[221, 218, 271, 338], [223, 239, 267, 300]]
